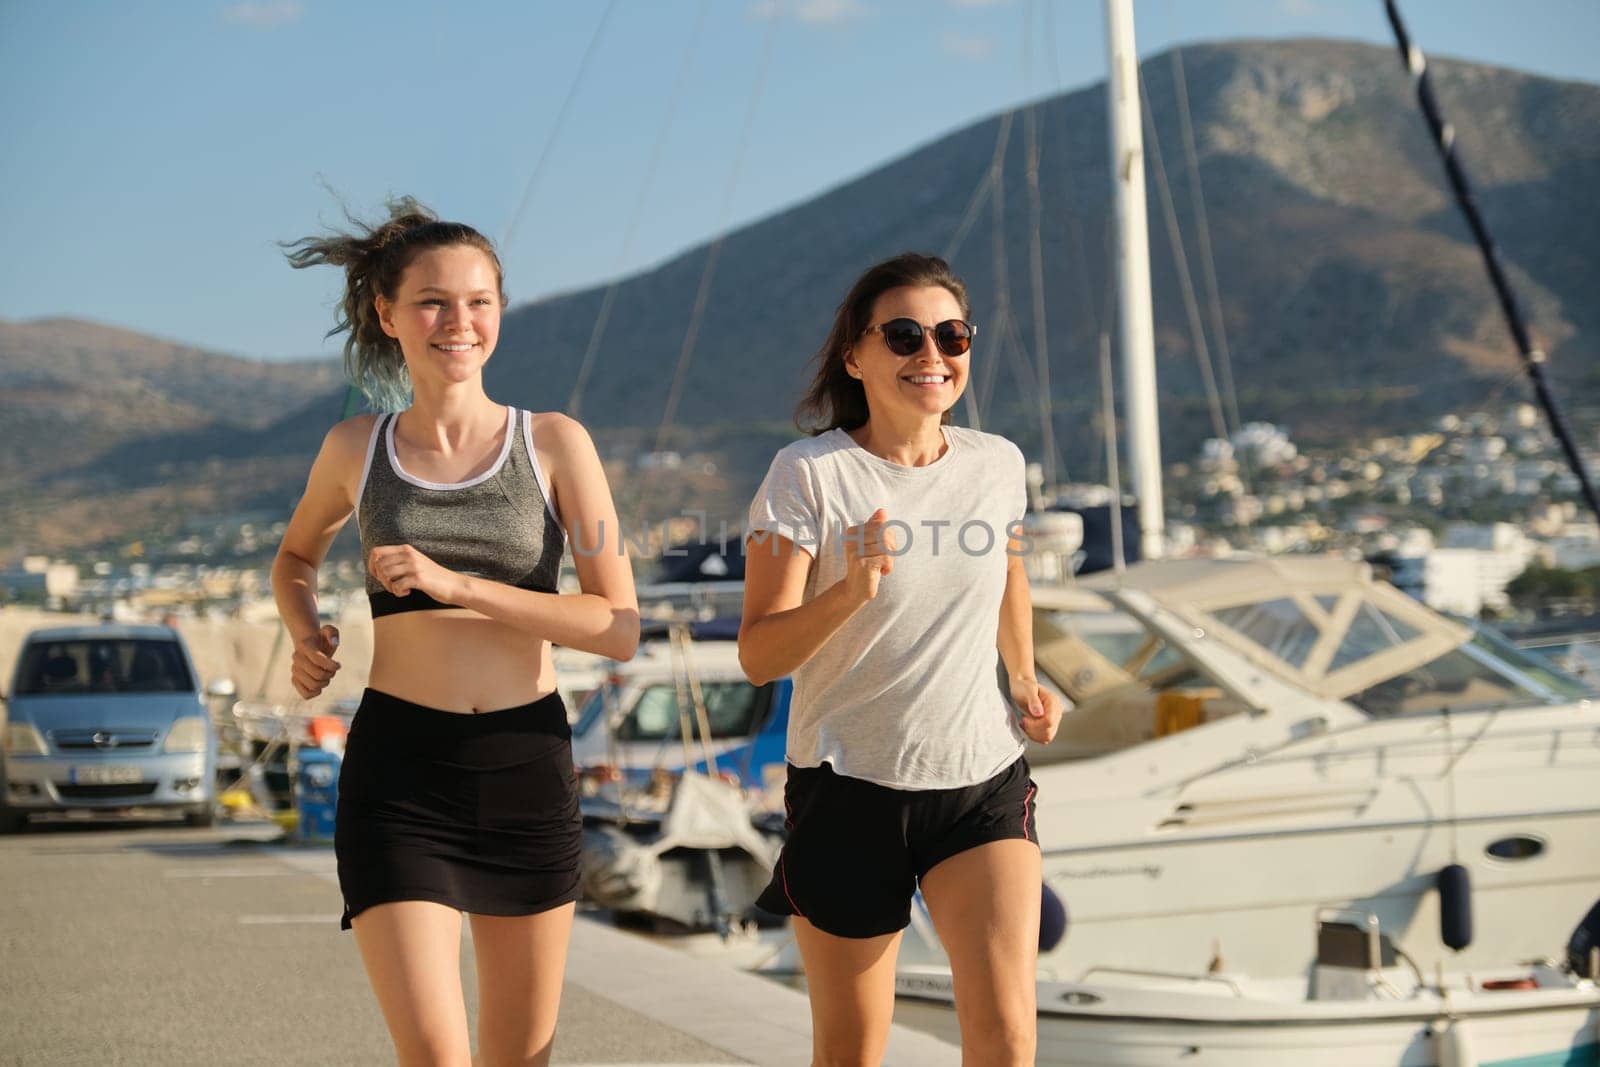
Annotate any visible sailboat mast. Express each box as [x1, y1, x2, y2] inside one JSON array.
[[1105, 0, 1165, 560]]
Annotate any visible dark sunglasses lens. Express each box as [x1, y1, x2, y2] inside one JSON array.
[[880, 318, 925, 356], [934, 320, 973, 356]]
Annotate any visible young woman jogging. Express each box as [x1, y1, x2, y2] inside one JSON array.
[[272, 199, 638, 1067], [739, 252, 1063, 1067]]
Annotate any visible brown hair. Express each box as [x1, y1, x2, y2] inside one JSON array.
[[282, 197, 506, 411], [795, 252, 971, 434]]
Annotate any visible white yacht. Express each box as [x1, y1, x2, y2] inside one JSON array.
[[1017, 557, 1598, 984], [888, 557, 1600, 1065]]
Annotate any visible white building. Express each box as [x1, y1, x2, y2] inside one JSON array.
[[1546, 522, 1600, 570], [1424, 524, 1540, 616], [1463, 437, 1507, 464], [0, 558, 80, 599], [1230, 422, 1298, 468], [1198, 438, 1237, 473]]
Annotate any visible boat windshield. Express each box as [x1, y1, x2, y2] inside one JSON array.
[[1467, 623, 1596, 699], [1070, 626, 1197, 690], [1036, 582, 1594, 753], [1346, 624, 1594, 716], [1033, 609, 1242, 760]]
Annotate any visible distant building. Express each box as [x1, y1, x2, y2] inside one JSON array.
[[0, 559, 79, 601], [1463, 437, 1507, 464], [1198, 438, 1237, 473], [1546, 523, 1600, 570], [1231, 422, 1298, 468], [1219, 495, 1263, 527], [1424, 524, 1539, 616]]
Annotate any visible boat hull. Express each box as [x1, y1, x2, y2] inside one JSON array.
[[896, 970, 1600, 1067]]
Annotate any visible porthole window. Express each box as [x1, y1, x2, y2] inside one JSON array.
[[1486, 835, 1545, 861]]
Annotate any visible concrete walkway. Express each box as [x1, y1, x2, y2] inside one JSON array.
[[1, 818, 960, 1066]]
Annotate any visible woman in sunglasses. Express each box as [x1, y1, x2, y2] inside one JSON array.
[[272, 198, 638, 1066], [739, 252, 1062, 1066]]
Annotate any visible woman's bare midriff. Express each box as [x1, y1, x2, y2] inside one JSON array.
[[368, 610, 557, 713]]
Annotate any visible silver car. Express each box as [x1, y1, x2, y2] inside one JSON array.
[[1, 624, 217, 831]]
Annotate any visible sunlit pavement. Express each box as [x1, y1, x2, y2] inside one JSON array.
[[0, 817, 957, 1066]]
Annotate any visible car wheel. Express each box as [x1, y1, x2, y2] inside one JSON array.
[[184, 804, 216, 829], [0, 808, 28, 834]]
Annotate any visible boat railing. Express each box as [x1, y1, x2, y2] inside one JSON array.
[[1075, 965, 1245, 998]]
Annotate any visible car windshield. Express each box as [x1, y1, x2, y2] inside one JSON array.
[[614, 681, 765, 742], [15, 639, 193, 695]]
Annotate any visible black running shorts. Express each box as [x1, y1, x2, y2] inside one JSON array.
[[755, 756, 1038, 939], [335, 688, 582, 930]]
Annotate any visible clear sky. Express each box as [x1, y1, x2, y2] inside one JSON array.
[[2, 0, 1595, 361]]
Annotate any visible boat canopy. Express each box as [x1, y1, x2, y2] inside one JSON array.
[[1079, 558, 1469, 703]]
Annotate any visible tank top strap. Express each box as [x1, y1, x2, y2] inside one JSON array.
[[519, 409, 566, 537], [353, 413, 391, 514]]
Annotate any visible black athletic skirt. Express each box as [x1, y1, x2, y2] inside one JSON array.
[[334, 688, 582, 930]]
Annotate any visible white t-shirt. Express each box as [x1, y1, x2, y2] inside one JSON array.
[[746, 425, 1028, 790]]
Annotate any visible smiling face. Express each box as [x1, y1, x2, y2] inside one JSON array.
[[375, 244, 502, 388], [845, 284, 970, 423]]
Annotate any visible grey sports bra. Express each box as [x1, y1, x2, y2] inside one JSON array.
[[355, 407, 566, 617]]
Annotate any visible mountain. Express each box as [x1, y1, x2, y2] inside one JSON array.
[[5, 39, 1597, 556], [484, 38, 1598, 468], [0, 318, 343, 552]]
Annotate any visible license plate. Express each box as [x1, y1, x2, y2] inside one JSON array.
[[70, 765, 142, 785]]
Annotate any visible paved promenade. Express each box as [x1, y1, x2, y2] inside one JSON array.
[[0, 819, 960, 1066]]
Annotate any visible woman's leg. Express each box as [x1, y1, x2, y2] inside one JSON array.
[[467, 902, 576, 1067], [793, 916, 903, 1067], [350, 900, 472, 1067], [918, 839, 1041, 1067]]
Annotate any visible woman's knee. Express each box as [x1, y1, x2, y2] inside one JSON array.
[[474, 1007, 558, 1067], [392, 1030, 472, 1067], [811, 1037, 889, 1067], [961, 1014, 1036, 1067]]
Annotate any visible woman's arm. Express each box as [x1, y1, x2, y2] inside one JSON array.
[[417, 413, 639, 661], [271, 416, 372, 698], [738, 509, 895, 686], [997, 546, 1063, 745]]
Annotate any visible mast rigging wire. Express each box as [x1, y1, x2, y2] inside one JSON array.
[[655, 10, 780, 452], [946, 109, 1015, 432], [1170, 47, 1244, 439], [1138, 69, 1232, 453], [942, 111, 1012, 266], [975, 306, 1006, 428], [501, 2, 619, 256], [1384, 0, 1600, 523], [1022, 0, 1062, 485], [1025, 97, 1063, 486], [986, 107, 1019, 432], [567, 0, 711, 418]]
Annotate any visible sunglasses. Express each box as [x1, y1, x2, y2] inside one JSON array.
[[860, 317, 976, 357]]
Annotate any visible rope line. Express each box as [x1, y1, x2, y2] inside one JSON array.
[[501, 1, 619, 255], [567, 0, 711, 418], [655, 10, 780, 451], [1385, 0, 1599, 523], [1138, 68, 1230, 452], [1170, 47, 1244, 440]]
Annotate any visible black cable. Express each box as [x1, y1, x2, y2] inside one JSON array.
[[1383, 0, 1600, 524]]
